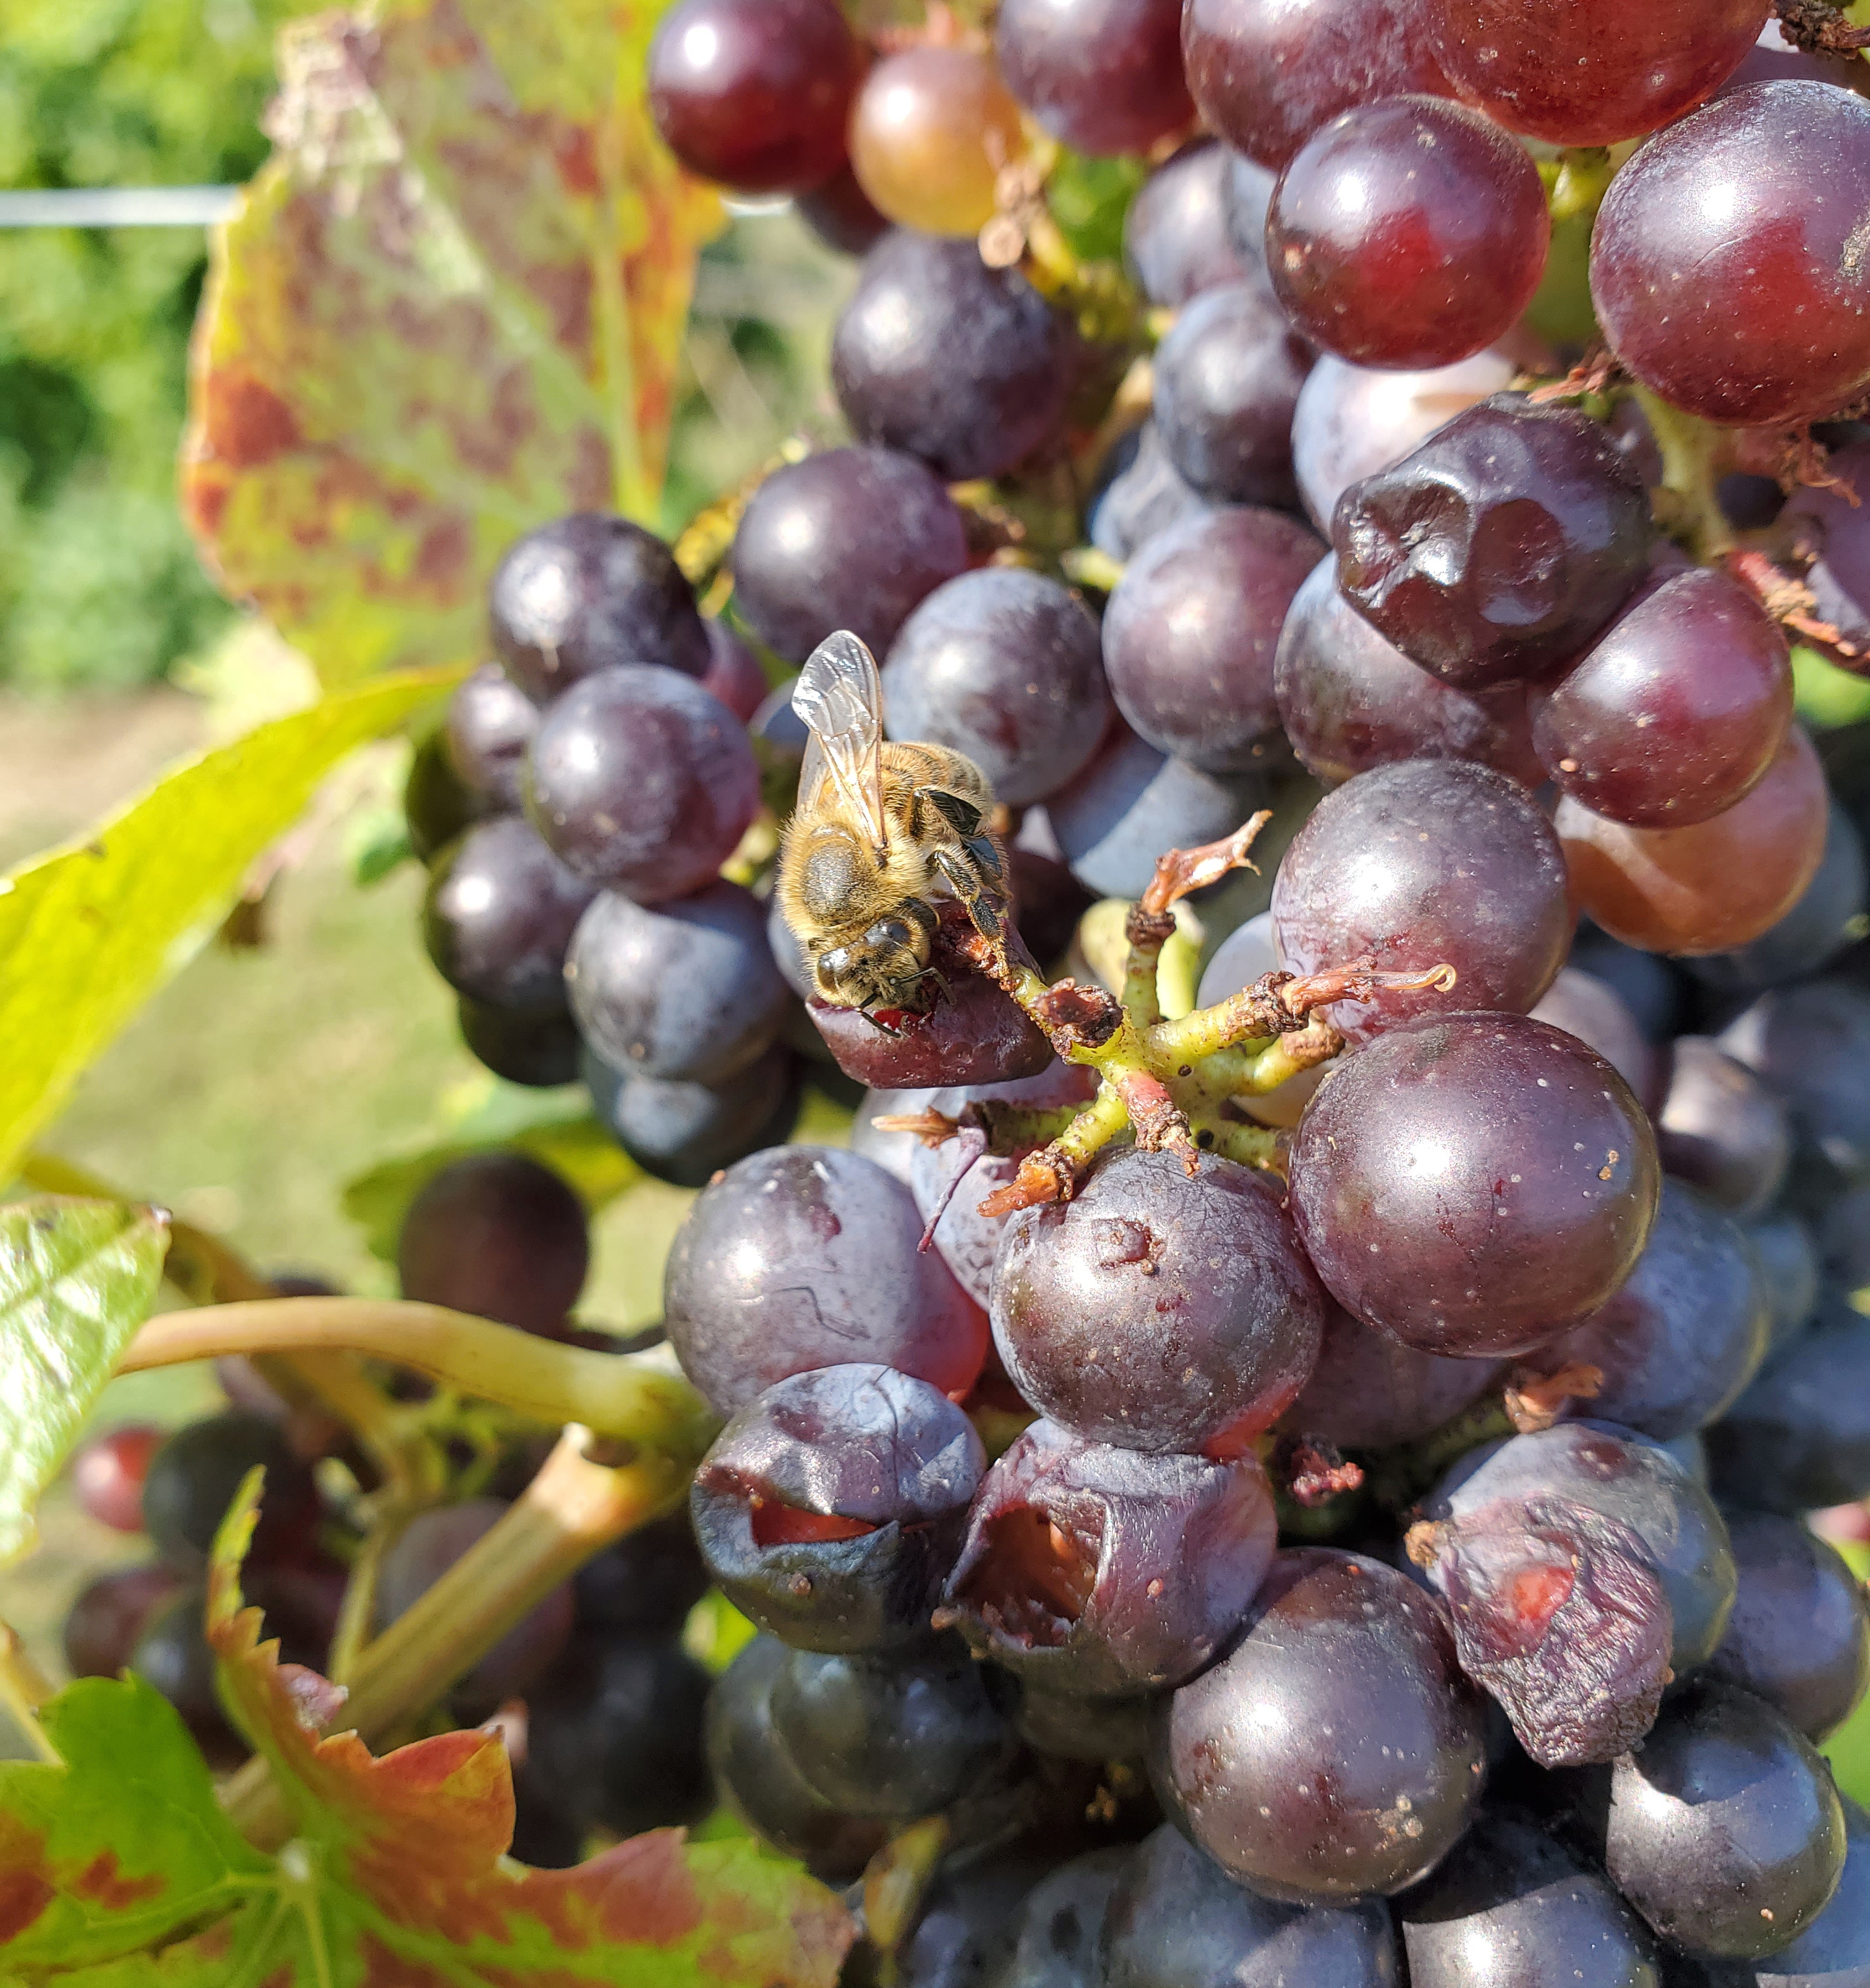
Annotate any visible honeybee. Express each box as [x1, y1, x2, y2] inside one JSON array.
[[776, 631, 1010, 1021]]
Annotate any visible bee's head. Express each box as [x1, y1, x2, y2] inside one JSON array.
[[814, 912, 932, 1012]]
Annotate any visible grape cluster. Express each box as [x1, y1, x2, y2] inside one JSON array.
[[78, 0, 1870, 1973]]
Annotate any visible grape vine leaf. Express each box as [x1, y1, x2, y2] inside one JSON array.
[[0, 1200, 171, 1566], [181, 0, 723, 689], [0, 1483, 857, 1985], [0, 662, 465, 1188]]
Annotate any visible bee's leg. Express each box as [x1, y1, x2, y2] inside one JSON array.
[[932, 843, 1012, 955]]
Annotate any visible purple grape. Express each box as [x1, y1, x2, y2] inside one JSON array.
[[565, 879, 790, 1086], [805, 945, 1055, 1089], [1398, 1808, 1660, 1988], [1582, 1681, 1845, 1961], [1414, 1422, 1736, 1764], [142, 1412, 321, 1576], [989, 1148, 1327, 1456], [731, 446, 970, 665], [443, 662, 537, 812], [1014, 1685, 1154, 1764], [1785, 440, 1870, 660], [664, 1150, 987, 1414], [1122, 142, 1252, 307], [1151, 283, 1313, 508], [1706, 1512, 1870, 1743], [882, 568, 1110, 806], [1289, 351, 1517, 535], [1008, 843, 1096, 971], [1705, 1308, 1870, 1516], [699, 616, 769, 722], [1332, 396, 1653, 691], [1153, 1548, 1488, 1901], [769, 1640, 1013, 1818], [489, 513, 709, 702], [1569, 924, 1688, 1045], [1723, 1794, 1870, 1985], [1103, 507, 1324, 774], [1654, 1036, 1791, 1220], [1521, 1180, 1770, 1441], [1182, 0, 1453, 171], [906, 1065, 1101, 1307], [397, 1151, 589, 1339], [706, 1637, 890, 1881], [690, 1364, 985, 1651], [584, 1041, 799, 1190], [1101, 1825, 1400, 1988], [1219, 147, 1276, 267], [941, 1420, 1276, 1697], [832, 231, 1072, 482], [572, 1512, 708, 1638], [1528, 965, 1654, 1104], [129, 1593, 247, 1770], [65, 1564, 187, 1681], [1088, 422, 1214, 561], [1274, 556, 1543, 788], [1718, 979, 1870, 1189], [1266, 97, 1550, 370], [795, 164, 890, 257], [1288, 1014, 1660, 1359], [1047, 723, 1268, 900], [404, 730, 490, 865], [1271, 758, 1571, 1044], [1746, 1209, 1821, 1349], [524, 664, 758, 900], [1529, 568, 1793, 829], [375, 1498, 575, 1709], [999, 1850, 1130, 1988], [1193, 911, 1331, 1130], [994, 0, 1191, 157], [422, 816, 595, 1014], [456, 998, 581, 1088], [1280, 1301, 1500, 1451]]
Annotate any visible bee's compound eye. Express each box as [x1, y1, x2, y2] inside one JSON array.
[[815, 948, 852, 996], [865, 918, 914, 951]]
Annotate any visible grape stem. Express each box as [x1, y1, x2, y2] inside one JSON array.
[[117, 1298, 719, 1461], [1633, 385, 1736, 564], [220, 1427, 690, 1850], [903, 824, 1454, 1214]]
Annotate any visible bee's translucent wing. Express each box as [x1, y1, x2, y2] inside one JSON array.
[[793, 631, 888, 851]]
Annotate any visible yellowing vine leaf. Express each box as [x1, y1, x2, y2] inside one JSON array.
[[182, 0, 723, 688], [0, 1482, 856, 1986], [0, 663, 464, 1185]]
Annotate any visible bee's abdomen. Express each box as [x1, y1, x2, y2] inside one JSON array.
[[800, 833, 863, 921]]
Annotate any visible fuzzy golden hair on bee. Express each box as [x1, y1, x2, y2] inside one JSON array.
[[776, 631, 1010, 1020]]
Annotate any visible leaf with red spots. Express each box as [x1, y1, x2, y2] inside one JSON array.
[[181, 0, 722, 688], [0, 1483, 855, 1984]]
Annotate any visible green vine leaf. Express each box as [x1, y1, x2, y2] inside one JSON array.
[[0, 1200, 170, 1566], [0, 663, 466, 1186], [181, 0, 723, 688]]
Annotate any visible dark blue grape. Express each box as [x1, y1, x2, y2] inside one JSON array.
[[444, 662, 537, 811], [1706, 1305, 1870, 1515], [141, 1412, 321, 1577], [1124, 141, 1252, 306], [422, 816, 595, 1014], [584, 1041, 798, 1188], [456, 998, 582, 1088], [396, 1151, 589, 1339], [1655, 1038, 1791, 1220], [1151, 283, 1312, 508], [1686, 804, 1868, 997]]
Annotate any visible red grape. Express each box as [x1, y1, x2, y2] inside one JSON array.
[[1266, 97, 1548, 370], [646, 0, 861, 195], [1589, 83, 1870, 427], [1530, 567, 1793, 829], [1556, 726, 1830, 955], [396, 1151, 589, 1339], [995, 0, 1192, 158], [72, 1424, 164, 1533], [1420, 0, 1769, 145], [1271, 758, 1571, 1044], [1182, 0, 1452, 171], [1288, 1013, 1660, 1359], [1279, 1302, 1500, 1450]]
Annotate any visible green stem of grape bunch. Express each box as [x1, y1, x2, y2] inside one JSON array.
[[879, 813, 1458, 1209]]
